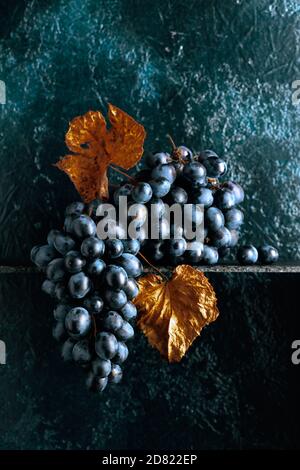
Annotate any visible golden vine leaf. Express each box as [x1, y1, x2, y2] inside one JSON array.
[[55, 104, 146, 202], [134, 265, 219, 362]]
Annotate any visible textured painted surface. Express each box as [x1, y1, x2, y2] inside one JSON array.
[[0, 0, 300, 451], [0, 0, 299, 263], [0, 273, 299, 450]]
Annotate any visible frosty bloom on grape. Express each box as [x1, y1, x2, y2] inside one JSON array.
[[0, 80, 6, 105], [96, 196, 204, 246], [0, 340, 6, 365]]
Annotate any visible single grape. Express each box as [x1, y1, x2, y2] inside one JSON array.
[[46, 258, 66, 282], [92, 358, 112, 378], [41, 279, 56, 297], [166, 187, 188, 205], [258, 245, 279, 264], [54, 303, 72, 322], [151, 163, 176, 184], [86, 258, 106, 277], [68, 272, 91, 299], [64, 250, 86, 273], [183, 161, 206, 182], [173, 161, 184, 176], [104, 289, 127, 309], [237, 245, 258, 265], [222, 181, 244, 205], [102, 311, 124, 332], [83, 294, 104, 314], [65, 201, 85, 216], [72, 339, 93, 364], [122, 239, 140, 255], [165, 238, 187, 257], [95, 332, 118, 360], [52, 321, 67, 342], [86, 372, 108, 392], [65, 307, 92, 339], [105, 265, 128, 289], [64, 215, 75, 234], [191, 188, 213, 208], [114, 342, 129, 364], [214, 188, 235, 210], [54, 233, 76, 255], [177, 145, 193, 161], [81, 237, 105, 259], [203, 157, 227, 178], [202, 245, 219, 265], [120, 302, 137, 321], [105, 239, 124, 259], [146, 240, 165, 261], [117, 254, 143, 278], [72, 215, 96, 238], [229, 229, 239, 247], [61, 338, 76, 362], [32, 245, 57, 269], [210, 226, 232, 248], [54, 282, 69, 301], [205, 207, 224, 232], [225, 208, 244, 230], [196, 149, 219, 163], [146, 152, 170, 168], [184, 241, 203, 264], [149, 177, 171, 198], [123, 278, 139, 300], [109, 364, 123, 384], [113, 184, 134, 204], [47, 229, 60, 247], [115, 321, 134, 341], [132, 182, 153, 204]]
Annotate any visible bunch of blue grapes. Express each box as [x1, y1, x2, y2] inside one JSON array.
[[124, 145, 278, 265], [31, 202, 143, 393]]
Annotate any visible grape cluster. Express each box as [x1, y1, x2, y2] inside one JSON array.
[[31, 202, 143, 393]]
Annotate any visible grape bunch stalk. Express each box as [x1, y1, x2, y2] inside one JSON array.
[[31, 201, 143, 393]]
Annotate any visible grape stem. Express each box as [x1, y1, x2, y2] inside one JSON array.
[[167, 134, 177, 150], [138, 251, 169, 281], [109, 165, 136, 182]]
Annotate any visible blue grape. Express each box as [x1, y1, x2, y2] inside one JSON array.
[[196, 149, 219, 163], [225, 208, 244, 230], [167, 187, 188, 205], [165, 238, 187, 257], [149, 177, 171, 197], [114, 342, 129, 364], [86, 258, 106, 276], [105, 239, 124, 259], [210, 226, 232, 248], [54, 282, 69, 301], [64, 250, 86, 273], [105, 265, 128, 289], [68, 272, 91, 299], [54, 233, 76, 255], [184, 241, 203, 263], [86, 372, 108, 392], [205, 207, 224, 231], [72, 215, 96, 238], [237, 245, 258, 265], [81, 237, 105, 258], [146, 152, 170, 168], [47, 229, 60, 247], [52, 321, 67, 342], [109, 364, 123, 384], [104, 289, 127, 309], [121, 302, 137, 322], [123, 278, 139, 300], [222, 181, 244, 205], [65, 201, 85, 216], [64, 215, 76, 234], [203, 157, 227, 178], [41, 279, 56, 297], [192, 188, 213, 208], [72, 339, 93, 364], [132, 182, 153, 203], [183, 161, 206, 182], [202, 246, 218, 265], [61, 338, 76, 362], [151, 163, 176, 183], [46, 258, 66, 282], [229, 229, 239, 247], [83, 294, 104, 314], [117, 254, 143, 277], [113, 184, 134, 204], [54, 303, 72, 322], [116, 321, 134, 341], [32, 245, 57, 268], [214, 188, 235, 210], [65, 307, 92, 339], [177, 145, 193, 161], [122, 239, 140, 255], [258, 245, 279, 264], [102, 311, 124, 332], [95, 332, 118, 360], [92, 358, 112, 377]]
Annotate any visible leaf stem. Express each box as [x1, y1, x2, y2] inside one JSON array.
[[109, 165, 136, 182], [138, 251, 169, 281]]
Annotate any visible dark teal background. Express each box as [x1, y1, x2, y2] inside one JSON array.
[[0, 0, 300, 450]]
